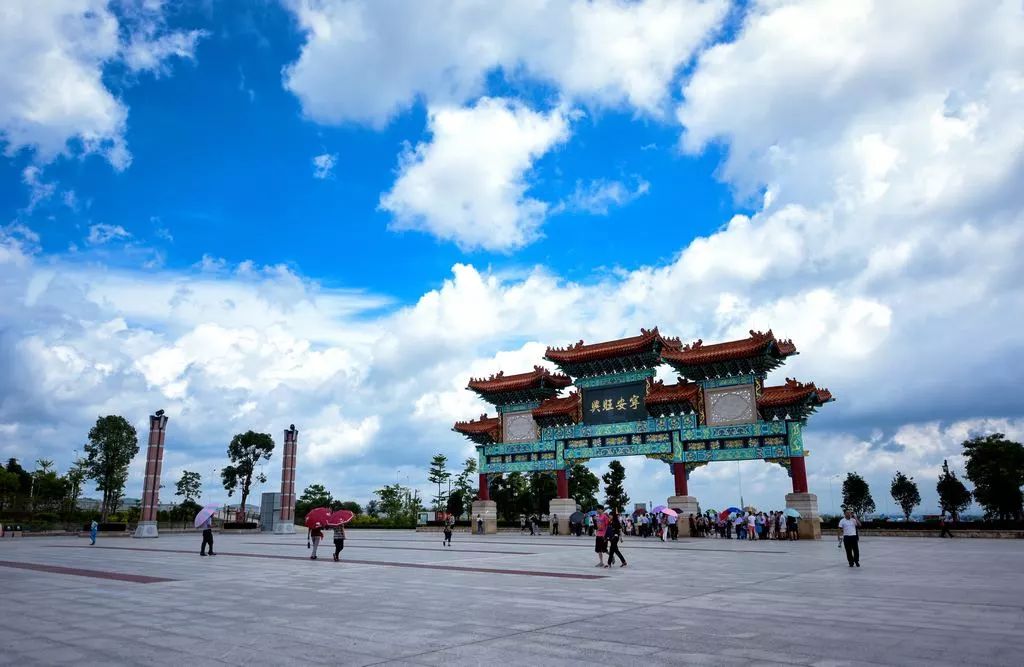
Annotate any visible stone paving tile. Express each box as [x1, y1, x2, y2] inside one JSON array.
[[1, 532, 1022, 666]]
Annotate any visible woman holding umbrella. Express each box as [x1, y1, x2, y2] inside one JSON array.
[[308, 522, 324, 560], [330, 510, 353, 562]]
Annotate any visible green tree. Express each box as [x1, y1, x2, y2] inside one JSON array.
[[5, 459, 32, 509], [453, 457, 478, 517], [963, 433, 1024, 520], [175, 470, 202, 504], [489, 472, 529, 521], [0, 467, 19, 511], [365, 499, 380, 517], [889, 471, 921, 521], [568, 461, 599, 510], [937, 459, 972, 517], [221, 431, 275, 522], [374, 483, 406, 518], [83, 415, 139, 521], [602, 460, 630, 512], [528, 472, 557, 515], [296, 483, 333, 518], [64, 457, 88, 518], [446, 489, 465, 519], [428, 454, 451, 512], [331, 500, 362, 514], [841, 472, 876, 517]]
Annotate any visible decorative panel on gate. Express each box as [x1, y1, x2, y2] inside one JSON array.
[[502, 410, 539, 443], [704, 383, 757, 427]]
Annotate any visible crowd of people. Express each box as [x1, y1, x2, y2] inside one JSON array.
[[567, 508, 801, 541]]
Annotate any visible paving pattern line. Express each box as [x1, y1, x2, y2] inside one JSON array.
[[240, 541, 537, 555], [46, 545, 607, 580], [0, 559, 176, 584]]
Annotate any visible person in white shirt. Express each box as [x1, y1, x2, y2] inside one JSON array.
[[837, 509, 861, 567]]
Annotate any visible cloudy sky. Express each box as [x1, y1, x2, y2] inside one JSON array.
[[1, 0, 1022, 516]]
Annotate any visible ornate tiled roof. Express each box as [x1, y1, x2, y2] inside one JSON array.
[[532, 391, 581, 422], [661, 329, 797, 367], [645, 379, 701, 406], [544, 327, 681, 364], [467, 366, 572, 393], [452, 414, 501, 443], [759, 378, 833, 408]]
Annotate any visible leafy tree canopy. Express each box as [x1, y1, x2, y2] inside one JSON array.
[[889, 471, 921, 520], [221, 431, 274, 520], [963, 433, 1024, 520], [841, 471, 876, 516], [937, 459, 972, 517], [84, 415, 139, 521], [602, 460, 630, 513], [175, 470, 202, 504], [568, 462, 600, 511]]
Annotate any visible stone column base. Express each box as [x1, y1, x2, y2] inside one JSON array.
[[786, 492, 822, 540], [471, 500, 498, 534], [273, 522, 296, 534], [548, 498, 578, 536], [667, 496, 700, 537], [133, 521, 158, 538]]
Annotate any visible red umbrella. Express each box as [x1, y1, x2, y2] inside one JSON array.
[[304, 507, 331, 528], [327, 509, 354, 526]]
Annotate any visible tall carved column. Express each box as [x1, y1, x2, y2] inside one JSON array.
[[134, 410, 167, 538], [667, 460, 699, 532], [549, 468, 577, 536], [274, 425, 298, 534], [785, 451, 821, 539], [471, 472, 497, 534]]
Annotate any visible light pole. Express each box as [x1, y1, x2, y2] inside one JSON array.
[[828, 474, 841, 515]]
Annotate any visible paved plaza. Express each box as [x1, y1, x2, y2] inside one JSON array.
[[0, 531, 1021, 666]]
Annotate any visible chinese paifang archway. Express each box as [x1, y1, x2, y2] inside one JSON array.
[[453, 328, 834, 539]]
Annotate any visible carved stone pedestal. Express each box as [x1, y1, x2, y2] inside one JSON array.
[[786, 492, 822, 540], [471, 500, 498, 534], [667, 495, 700, 524], [548, 498, 578, 536], [133, 521, 158, 538]]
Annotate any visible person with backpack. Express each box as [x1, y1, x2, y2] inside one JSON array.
[[89, 519, 98, 546]]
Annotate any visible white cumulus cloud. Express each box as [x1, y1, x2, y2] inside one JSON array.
[[380, 98, 571, 251]]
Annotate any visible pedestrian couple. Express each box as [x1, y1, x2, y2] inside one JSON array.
[[307, 522, 347, 561], [593, 506, 627, 568]]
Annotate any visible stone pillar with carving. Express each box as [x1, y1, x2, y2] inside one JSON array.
[[274, 425, 298, 534], [548, 469, 576, 535], [134, 410, 168, 538], [785, 453, 820, 538], [667, 461, 699, 531], [471, 473, 497, 534]]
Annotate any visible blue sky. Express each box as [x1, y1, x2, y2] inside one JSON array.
[[1, 0, 1022, 515]]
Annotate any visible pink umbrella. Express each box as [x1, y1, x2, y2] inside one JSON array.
[[194, 504, 220, 528], [652, 505, 667, 514], [327, 509, 354, 526], [304, 507, 331, 528], [660, 508, 679, 517]]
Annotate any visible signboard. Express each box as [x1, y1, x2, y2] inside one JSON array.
[[582, 381, 646, 425]]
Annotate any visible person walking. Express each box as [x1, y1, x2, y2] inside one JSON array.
[[838, 509, 861, 567], [89, 519, 98, 546], [606, 513, 628, 567], [520, 515, 527, 534], [551, 514, 559, 535], [200, 515, 215, 556], [592, 506, 610, 567], [332, 523, 346, 561], [940, 511, 955, 538], [442, 521, 453, 547], [308, 522, 324, 560], [476, 514, 483, 534]]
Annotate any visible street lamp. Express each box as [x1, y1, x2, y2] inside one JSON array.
[[828, 474, 841, 515]]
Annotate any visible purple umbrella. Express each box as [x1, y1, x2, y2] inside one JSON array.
[[652, 505, 667, 514], [194, 504, 220, 528]]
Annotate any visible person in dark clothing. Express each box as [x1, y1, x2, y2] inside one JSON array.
[[332, 523, 346, 561], [200, 516, 215, 556], [442, 522, 453, 547], [606, 513, 627, 568], [940, 512, 955, 538]]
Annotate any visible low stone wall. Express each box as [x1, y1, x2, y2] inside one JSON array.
[[854, 529, 1024, 539]]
